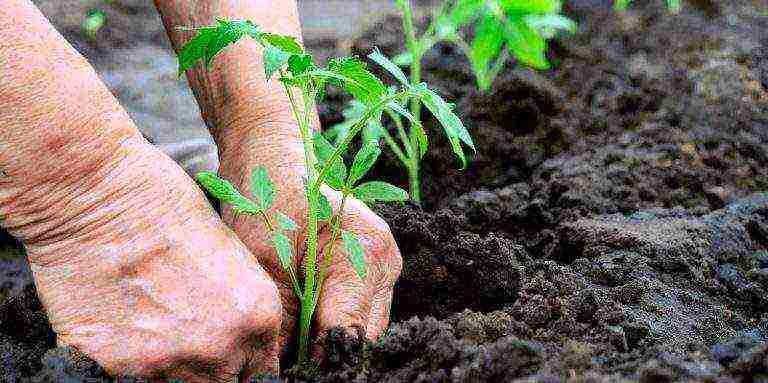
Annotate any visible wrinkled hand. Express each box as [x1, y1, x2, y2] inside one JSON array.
[[219, 156, 402, 357], [25, 139, 284, 381], [307, 187, 403, 352]]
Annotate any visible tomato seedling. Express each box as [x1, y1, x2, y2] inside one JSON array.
[[176, 18, 473, 365], [329, 0, 574, 202]]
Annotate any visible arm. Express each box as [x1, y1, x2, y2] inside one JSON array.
[[154, 0, 310, 259], [0, 0, 142, 246], [153, 0, 306, 168]]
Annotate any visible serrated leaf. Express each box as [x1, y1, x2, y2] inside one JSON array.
[[263, 45, 290, 81], [178, 27, 217, 74], [504, 17, 548, 70], [342, 231, 367, 279], [368, 49, 408, 85], [413, 121, 429, 158], [178, 19, 259, 73], [250, 166, 275, 211], [288, 53, 314, 76], [327, 57, 386, 104], [362, 109, 384, 145], [313, 132, 347, 190], [317, 193, 333, 221], [205, 19, 260, 67], [260, 33, 303, 54], [385, 101, 427, 157], [348, 142, 381, 187], [469, 13, 506, 92], [196, 171, 261, 214], [415, 85, 475, 168], [272, 231, 293, 271], [276, 211, 298, 231], [354, 181, 409, 203]]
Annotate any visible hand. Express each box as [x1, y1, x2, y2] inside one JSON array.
[[25, 139, 284, 381], [217, 138, 402, 357], [307, 186, 403, 354], [151, 0, 402, 357]]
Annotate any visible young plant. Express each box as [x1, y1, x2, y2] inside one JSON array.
[[328, 0, 574, 202], [176, 18, 473, 365]]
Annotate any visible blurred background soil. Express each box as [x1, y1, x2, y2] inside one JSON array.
[[2, 0, 768, 382]]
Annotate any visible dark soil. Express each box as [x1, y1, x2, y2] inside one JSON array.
[[3, 0, 768, 382]]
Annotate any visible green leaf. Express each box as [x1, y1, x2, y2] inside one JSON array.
[[348, 142, 381, 187], [272, 231, 293, 271], [504, 17, 548, 70], [469, 14, 506, 91], [368, 49, 408, 85], [317, 193, 333, 221], [178, 27, 217, 74], [250, 166, 275, 211], [196, 171, 261, 214], [392, 52, 413, 67], [263, 45, 290, 81], [260, 33, 303, 54], [353, 181, 409, 203], [177, 19, 259, 74], [327, 57, 386, 104], [524, 14, 577, 38], [342, 231, 367, 279], [288, 53, 314, 76], [614, 0, 631, 10], [313, 132, 347, 190], [82, 9, 106, 37], [205, 19, 259, 67], [450, 0, 484, 26], [326, 101, 365, 145], [385, 101, 428, 157], [502, 0, 561, 15], [276, 212, 298, 231], [415, 85, 475, 168], [363, 109, 384, 145], [412, 120, 429, 158]]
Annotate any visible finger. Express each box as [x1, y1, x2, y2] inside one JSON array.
[[365, 235, 401, 341], [310, 200, 400, 358], [366, 280, 395, 341], [310, 238, 373, 359]]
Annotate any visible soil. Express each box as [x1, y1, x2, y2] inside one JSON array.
[[3, 0, 768, 382]]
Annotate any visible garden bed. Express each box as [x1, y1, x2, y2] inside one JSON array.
[[2, 0, 768, 381]]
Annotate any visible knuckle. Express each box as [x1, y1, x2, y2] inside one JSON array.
[[363, 228, 402, 283]]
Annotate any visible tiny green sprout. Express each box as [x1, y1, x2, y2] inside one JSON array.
[[178, 18, 472, 366], [614, 0, 682, 14], [82, 9, 106, 39], [330, 0, 572, 202]]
